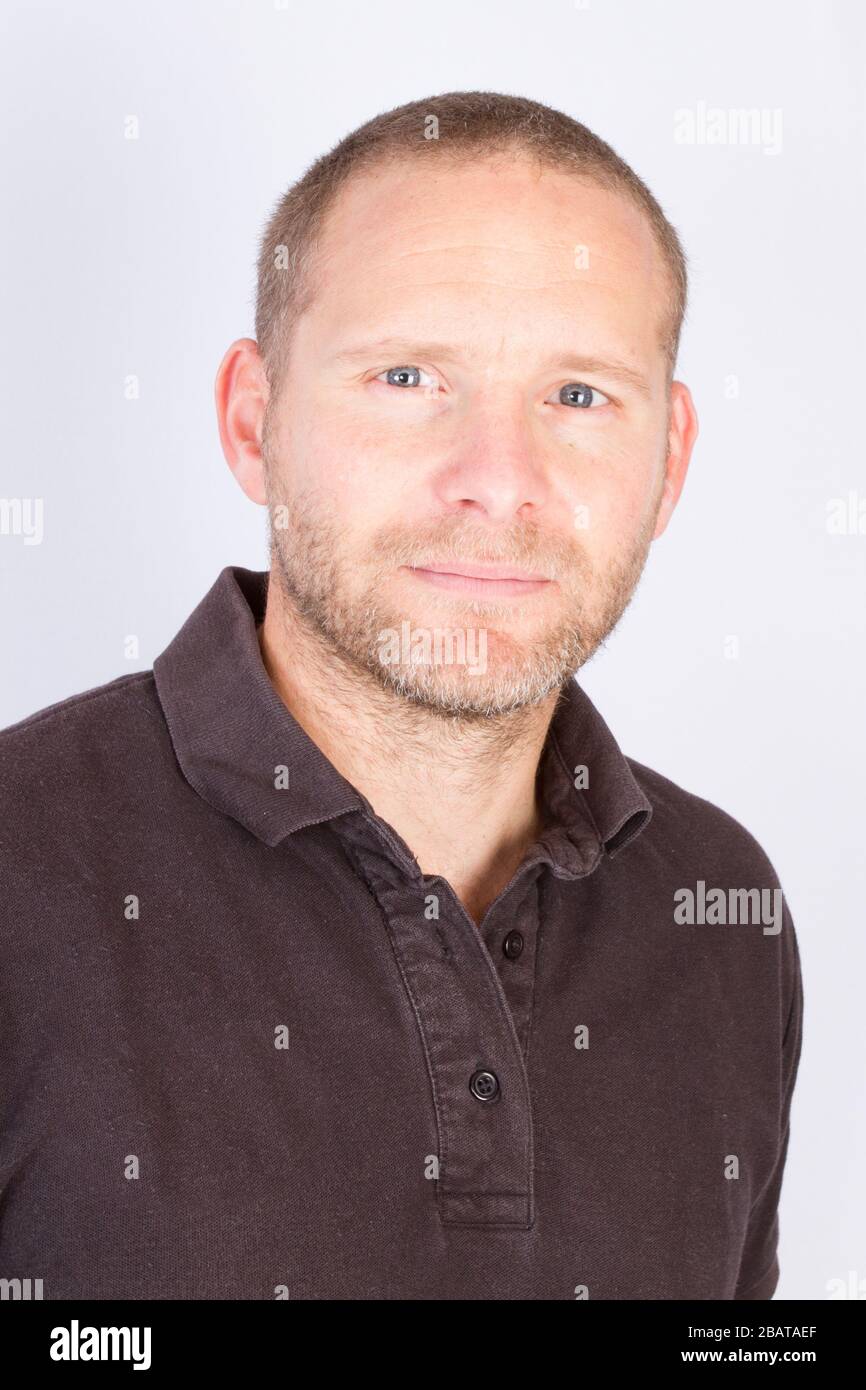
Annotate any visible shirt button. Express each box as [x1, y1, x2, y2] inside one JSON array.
[[469, 1069, 500, 1102], [502, 929, 524, 960]]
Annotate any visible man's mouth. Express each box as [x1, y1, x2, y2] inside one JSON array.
[[402, 561, 554, 598]]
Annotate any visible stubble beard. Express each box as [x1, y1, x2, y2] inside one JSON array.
[[262, 447, 662, 721]]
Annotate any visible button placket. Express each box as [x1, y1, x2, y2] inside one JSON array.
[[344, 850, 535, 1228], [482, 876, 542, 1059], [331, 814, 558, 1229]]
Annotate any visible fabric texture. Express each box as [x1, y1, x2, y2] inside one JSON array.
[[0, 565, 803, 1299]]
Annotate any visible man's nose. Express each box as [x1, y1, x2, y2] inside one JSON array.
[[432, 396, 551, 522]]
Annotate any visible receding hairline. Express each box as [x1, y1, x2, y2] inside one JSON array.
[[255, 96, 688, 400], [305, 148, 669, 294]]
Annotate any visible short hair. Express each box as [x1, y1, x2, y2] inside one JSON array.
[[255, 90, 688, 402]]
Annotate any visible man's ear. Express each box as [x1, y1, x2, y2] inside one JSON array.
[[215, 337, 270, 505], [653, 380, 699, 539]]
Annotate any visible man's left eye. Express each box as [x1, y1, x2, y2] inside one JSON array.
[[376, 365, 437, 389], [556, 382, 611, 409]]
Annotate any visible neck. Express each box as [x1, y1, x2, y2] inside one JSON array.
[[257, 581, 561, 926]]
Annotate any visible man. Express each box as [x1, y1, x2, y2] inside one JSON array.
[[0, 91, 802, 1300]]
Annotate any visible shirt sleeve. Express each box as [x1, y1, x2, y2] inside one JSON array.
[[733, 901, 804, 1299]]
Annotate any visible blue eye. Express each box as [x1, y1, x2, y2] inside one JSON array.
[[558, 382, 610, 408], [377, 365, 437, 389]]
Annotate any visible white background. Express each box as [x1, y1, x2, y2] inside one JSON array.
[[1, 0, 864, 1300]]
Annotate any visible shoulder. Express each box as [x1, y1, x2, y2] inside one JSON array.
[[0, 670, 159, 762], [626, 755, 785, 889], [625, 755, 803, 1033], [0, 671, 169, 842]]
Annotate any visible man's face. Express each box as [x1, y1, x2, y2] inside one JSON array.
[[261, 155, 684, 718]]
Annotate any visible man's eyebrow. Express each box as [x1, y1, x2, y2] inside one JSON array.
[[333, 337, 467, 365], [333, 337, 653, 396], [545, 353, 653, 397]]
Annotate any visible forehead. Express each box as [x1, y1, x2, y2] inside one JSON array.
[[298, 155, 668, 365]]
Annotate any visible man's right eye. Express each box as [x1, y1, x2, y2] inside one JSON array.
[[376, 366, 437, 390]]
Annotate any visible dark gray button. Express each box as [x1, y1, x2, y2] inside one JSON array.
[[469, 1069, 500, 1102], [502, 929, 524, 960]]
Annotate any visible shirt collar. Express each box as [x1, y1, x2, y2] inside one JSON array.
[[153, 565, 652, 874]]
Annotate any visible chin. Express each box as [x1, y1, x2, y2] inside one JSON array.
[[375, 647, 570, 718]]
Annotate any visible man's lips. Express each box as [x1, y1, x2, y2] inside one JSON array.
[[402, 562, 554, 598]]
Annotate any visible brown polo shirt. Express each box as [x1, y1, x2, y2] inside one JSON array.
[[0, 565, 803, 1300]]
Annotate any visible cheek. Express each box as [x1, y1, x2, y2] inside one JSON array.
[[286, 399, 371, 490], [561, 443, 659, 559], [290, 422, 411, 533], [277, 375, 422, 537]]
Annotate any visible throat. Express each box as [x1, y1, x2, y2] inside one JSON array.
[[426, 801, 549, 931]]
